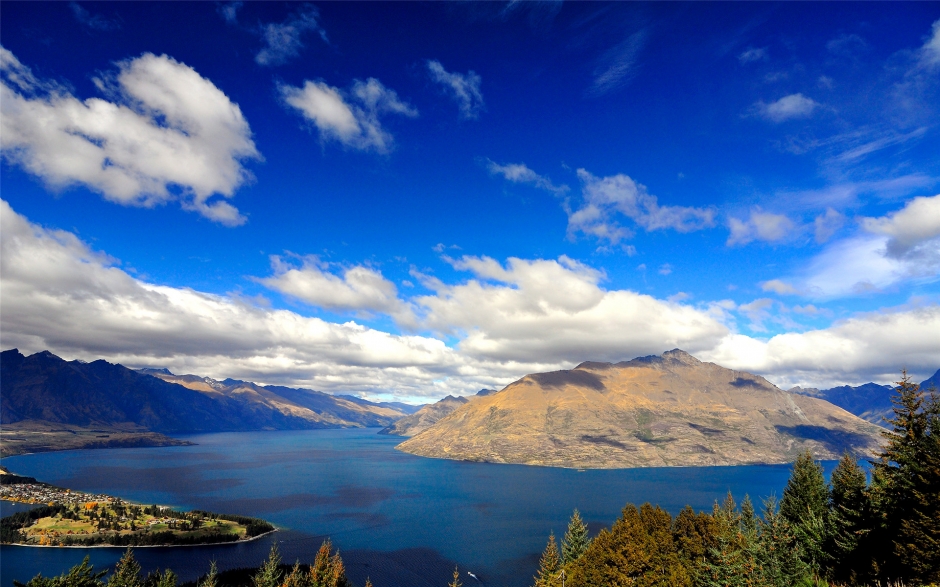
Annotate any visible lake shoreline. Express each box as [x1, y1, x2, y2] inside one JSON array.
[[0, 528, 278, 549]]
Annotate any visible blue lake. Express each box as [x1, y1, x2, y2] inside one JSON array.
[[1, 429, 837, 587]]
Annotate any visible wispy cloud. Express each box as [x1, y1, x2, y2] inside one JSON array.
[[485, 160, 568, 196], [918, 18, 940, 69], [426, 60, 485, 120], [738, 46, 768, 64], [219, 1, 242, 25], [69, 2, 120, 31], [255, 4, 327, 67], [280, 78, 418, 153], [589, 30, 647, 96]]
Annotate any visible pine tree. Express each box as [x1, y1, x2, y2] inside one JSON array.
[[779, 450, 829, 574], [152, 570, 176, 587], [889, 378, 940, 583], [108, 549, 142, 587], [197, 562, 217, 587], [282, 562, 310, 587], [252, 543, 283, 587], [826, 452, 871, 582], [562, 509, 591, 566], [448, 566, 461, 587], [755, 496, 810, 587], [534, 533, 561, 587]]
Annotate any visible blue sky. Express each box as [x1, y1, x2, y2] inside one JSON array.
[[2, 2, 939, 402]]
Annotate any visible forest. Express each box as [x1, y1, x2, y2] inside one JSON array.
[[12, 374, 938, 587]]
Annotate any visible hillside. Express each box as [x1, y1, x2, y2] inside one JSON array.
[[0, 349, 407, 438], [379, 389, 497, 437], [397, 350, 884, 469]]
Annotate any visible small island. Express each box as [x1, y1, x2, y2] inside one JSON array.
[[0, 469, 274, 547]]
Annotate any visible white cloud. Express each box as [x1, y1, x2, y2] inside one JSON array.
[[569, 170, 716, 244], [726, 209, 796, 246], [0, 48, 259, 225], [738, 298, 775, 332], [257, 255, 413, 321], [412, 255, 729, 363], [281, 78, 417, 153], [486, 160, 568, 195], [752, 93, 819, 123], [426, 60, 484, 120], [918, 18, 940, 69], [861, 194, 940, 258], [658, 264, 672, 276], [702, 304, 940, 388], [738, 47, 768, 64], [2, 199, 937, 398], [0, 199, 509, 400], [255, 5, 326, 66]]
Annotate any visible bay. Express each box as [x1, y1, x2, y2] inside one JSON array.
[[1, 429, 837, 587]]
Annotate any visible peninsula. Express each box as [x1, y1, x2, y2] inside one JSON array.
[[0, 469, 274, 547]]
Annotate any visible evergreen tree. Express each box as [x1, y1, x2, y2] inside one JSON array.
[[755, 496, 810, 587], [826, 452, 871, 583], [152, 570, 176, 587], [252, 543, 283, 587], [561, 509, 591, 565], [108, 549, 142, 587], [14, 557, 106, 587], [309, 539, 349, 587], [197, 562, 217, 587], [701, 494, 758, 587], [448, 566, 462, 587], [884, 376, 940, 583], [282, 563, 310, 587], [672, 506, 717, 580], [779, 450, 829, 574], [534, 533, 561, 587]]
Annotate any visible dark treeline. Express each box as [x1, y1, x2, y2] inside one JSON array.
[[13, 374, 938, 587]]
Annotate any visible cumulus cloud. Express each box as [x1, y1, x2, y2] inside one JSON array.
[[569, 170, 716, 244], [0, 48, 259, 225], [486, 160, 568, 195], [752, 93, 819, 123], [702, 304, 940, 388], [412, 255, 729, 363], [70, 2, 120, 31], [258, 255, 413, 321], [281, 77, 417, 153], [860, 194, 940, 258], [2, 199, 936, 397], [726, 209, 796, 246], [426, 60, 484, 120], [738, 47, 768, 64], [0, 199, 511, 400], [255, 5, 326, 66]]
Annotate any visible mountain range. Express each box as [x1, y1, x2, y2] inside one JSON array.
[[1, 349, 410, 435], [396, 350, 887, 469]]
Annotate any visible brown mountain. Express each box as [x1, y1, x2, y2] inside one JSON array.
[[396, 350, 884, 469], [379, 389, 497, 437]]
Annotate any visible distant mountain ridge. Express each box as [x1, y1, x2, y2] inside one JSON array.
[[789, 369, 940, 427], [1, 349, 410, 434], [379, 390, 496, 437], [397, 350, 885, 469]]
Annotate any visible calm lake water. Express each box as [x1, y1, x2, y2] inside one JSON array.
[[1, 429, 837, 587]]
